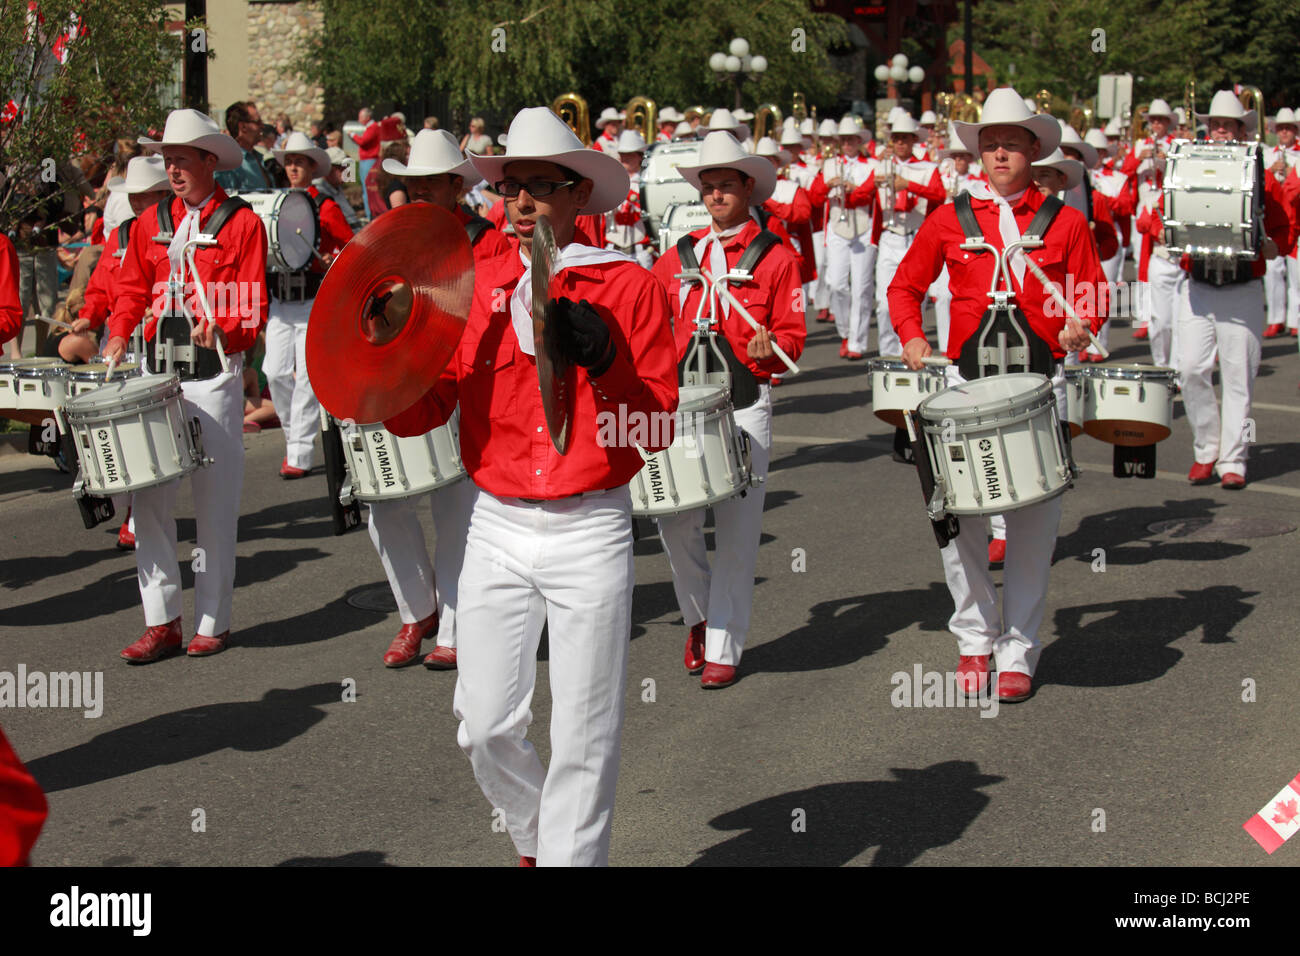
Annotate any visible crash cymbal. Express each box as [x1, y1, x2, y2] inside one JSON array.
[[532, 214, 574, 455], [306, 203, 474, 424]]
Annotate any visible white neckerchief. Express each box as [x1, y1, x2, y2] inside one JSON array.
[[681, 221, 748, 320], [166, 190, 214, 279], [966, 182, 1029, 288], [510, 241, 632, 356]]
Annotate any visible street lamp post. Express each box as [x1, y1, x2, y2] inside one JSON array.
[[709, 37, 768, 112]]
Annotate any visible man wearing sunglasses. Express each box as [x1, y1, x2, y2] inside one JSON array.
[[215, 101, 273, 192], [385, 107, 678, 866]]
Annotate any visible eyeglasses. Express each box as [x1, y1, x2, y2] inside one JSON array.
[[495, 179, 576, 199]]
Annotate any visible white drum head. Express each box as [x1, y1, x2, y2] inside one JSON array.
[[65, 373, 178, 414], [921, 372, 1048, 419]]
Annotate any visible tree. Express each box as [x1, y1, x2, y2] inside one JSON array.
[[1, 0, 188, 230]]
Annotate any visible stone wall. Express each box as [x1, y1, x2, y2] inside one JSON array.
[[246, 0, 326, 127]]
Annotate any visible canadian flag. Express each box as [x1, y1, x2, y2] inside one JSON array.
[[1243, 772, 1300, 854]]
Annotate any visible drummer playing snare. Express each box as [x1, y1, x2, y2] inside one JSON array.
[[887, 87, 1104, 704]]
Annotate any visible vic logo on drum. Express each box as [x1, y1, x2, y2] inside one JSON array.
[[978, 439, 1001, 500]]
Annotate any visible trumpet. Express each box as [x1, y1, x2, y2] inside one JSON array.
[[551, 92, 591, 145], [1035, 89, 1053, 115]]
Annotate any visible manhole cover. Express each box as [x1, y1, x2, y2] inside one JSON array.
[[346, 586, 397, 612], [1146, 516, 1296, 541]]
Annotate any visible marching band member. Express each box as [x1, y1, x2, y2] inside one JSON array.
[[314, 146, 363, 231], [592, 107, 622, 155], [384, 107, 678, 865], [672, 121, 696, 142], [809, 116, 877, 358], [917, 110, 939, 160], [1263, 108, 1300, 338], [367, 130, 510, 669], [1121, 99, 1175, 342], [1102, 117, 1134, 262], [651, 132, 805, 688], [808, 117, 839, 324], [1135, 182, 1183, 371], [1084, 127, 1132, 362], [103, 109, 269, 662], [605, 129, 654, 268], [930, 133, 984, 354], [889, 88, 1104, 703], [656, 107, 684, 143], [764, 130, 817, 294], [782, 125, 822, 323], [1180, 90, 1290, 490], [873, 112, 945, 360], [265, 132, 354, 479]]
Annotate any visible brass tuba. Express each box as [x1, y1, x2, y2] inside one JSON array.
[[1035, 89, 1053, 115], [754, 103, 784, 143], [625, 95, 657, 144], [949, 93, 981, 125], [551, 92, 592, 145], [791, 92, 807, 126], [683, 105, 708, 129], [1238, 85, 1264, 144]]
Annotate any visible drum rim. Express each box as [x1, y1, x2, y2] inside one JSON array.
[[2, 357, 68, 372], [918, 373, 1052, 421], [1082, 363, 1177, 381], [63, 373, 182, 417], [67, 363, 143, 381], [14, 364, 70, 379]]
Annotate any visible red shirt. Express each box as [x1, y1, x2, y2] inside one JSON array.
[[0, 727, 47, 867], [0, 235, 21, 345], [888, 186, 1105, 360], [764, 181, 817, 282], [79, 220, 130, 329], [385, 248, 679, 499], [1092, 190, 1119, 261], [307, 185, 355, 264], [351, 121, 380, 160], [487, 197, 507, 230], [108, 187, 269, 353], [651, 219, 806, 380], [452, 204, 513, 259]]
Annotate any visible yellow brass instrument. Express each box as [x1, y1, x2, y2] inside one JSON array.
[[683, 105, 707, 129], [810, 104, 820, 153], [625, 96, 657, 144], [1130, 105, 1149, 148], [1238, 85, 1264, 144], [754, 103, 783, 143], [551, 92, 592, 146], [949, 93, 981, 125], [792, 92, 807, 127], [1035, 89, 1053, 115], [1068, 104, 1093, 137], [1184, 80, 1196, 140]]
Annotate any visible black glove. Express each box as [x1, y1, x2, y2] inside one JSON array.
[[550, 296, 615, 375]]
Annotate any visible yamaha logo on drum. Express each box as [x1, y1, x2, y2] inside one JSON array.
[[645, 456, 666, 503], [979, 439, 1002, 500], [978, 439, 992, 452], [369, 432, 396, 489]]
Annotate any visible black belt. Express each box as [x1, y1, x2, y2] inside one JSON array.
[[269, 270, 324, 302], [516, 488, 618, 505]]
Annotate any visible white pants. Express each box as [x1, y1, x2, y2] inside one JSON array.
[[657, 385, 772, 667], [453, 487, 634, 866], [1265, 256, 1288, 327], [874, 231, 912, 357], [938, 364, 1066, 677], [1178, 278, 1264, 477], [931, 265, 952, 353], [133, 354, 245, 636], [1146, 254, 1184, 369], [264, 299, 319, 471], [366, 476, 476, 644], [1089, 247, 1124, 356], [811, 230, 829, 311], [825, 230, 876, 353], [1287, 256, 1300, 330]]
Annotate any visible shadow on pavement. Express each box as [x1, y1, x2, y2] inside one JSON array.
[[690, 760, 1004, 866], [1054, 498, 1249, 565], [26, 683, 342, 793], [1242, 441, 1300, 484], [277, 850, 395, 866], [236, 586, 391, 648]]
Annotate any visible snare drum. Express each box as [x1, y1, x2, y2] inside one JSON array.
[[918, 373, 1071, 516], [236, 189, 320, 271], [66, 361, 143, 397], [869, 357, 946, 428], [1081, 364, 1176, 445], [1163, 140, 1262, 258], [0, 357, 69, 411], [63, 374, 208, 494], [338, 416, 466, 502], [1063, 366, 1086, 438], [630, 385, 752, 518]]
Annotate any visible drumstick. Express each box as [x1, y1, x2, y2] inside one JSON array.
[[921, 356, 952, 367], [39, 315, 77, 332], [184, 244, 231, 375], [104, 356, 118, 381], [711, 276, 801, 374], [1020, 255, 1110, 359], [296, 228, 330, 264]]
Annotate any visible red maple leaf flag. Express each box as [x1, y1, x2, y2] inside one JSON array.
[[1244, 773, 1300, 854]]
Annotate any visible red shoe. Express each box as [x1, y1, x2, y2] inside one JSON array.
[[684, 620, 706, 674], [422, 645, 457, 670], [1291, 328, 1298, 338], [384, 613, 438, 667], [1188, 461, 1217, 485], [988, 538, 1006, 566], [1263, 323, 1284, 338], [1221, 472, 1246, 490], [187, 631, 229, 656], [839, 338, 849, 358], [279, 458, 309, 479], [997, 671, 1033, 702], [519, 856, 536, 867], [116, 516, 135, 551], [120, 617, 182, 663], [956, 655, 991, 697], [700, 662, 737, 688], [1132, 326, 1149, 340], [816, 308, 831, 323], [846, 351, 864, 361]]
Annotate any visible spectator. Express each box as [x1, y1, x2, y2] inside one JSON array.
[[259, 125, 289, 187], [215, 101, 274, 192], [460, 117, 492, 155], [325, 128, 343, 149], [309, 120, 328, 150], [274, 113, 293, 149], [423, 115, 439, 130], [350, 107, 380, 218]]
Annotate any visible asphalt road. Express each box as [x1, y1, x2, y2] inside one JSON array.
[[2, 308, 1298, 868]]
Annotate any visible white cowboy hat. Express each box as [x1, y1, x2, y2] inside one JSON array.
[[734, 108, 754, 122], [272, 130, 331, 178], [782, 116, 798, 131], [818, 118, 838, 138], [659, 107, 684, 124], [676, 131, 776, 204], [919, 110, 938, 126], [138, 108, 243, 170], [383, 129, 481, 183], [779, 126, 804, 149], [1173, 107, 1188, 126], [615, 129, 647, 153], [594, 107, 622, 129], [1146, 98, 1173, 119], [953, 87, 1061, 158], [700, 107, 751, 142], [890, 113, 921, 136], [107, 155, 170, 194], [837, 115, 863, 139], [673, 121, 695, 140], [937, 131, 974, 160], [325, 146, 350, 167], [888, 106, 907, 125], [1196, 89, 1257, 136], [1103, 117, 1122, 137], [1022, 97, 1038, 114], [1084, 127, 1115, 157], [755, 136, 792, 166], [1057, 119, 1098, 169], [470, 106, 630, 214], [800, 117, 815, 136], [1032, 148, 1084, 191], [1276, 107, 1299, 128]]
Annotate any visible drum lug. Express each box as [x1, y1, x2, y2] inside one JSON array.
[[339, 481, 356, 507], [189, 417, 212, 467], [925, 479, 949, 522]]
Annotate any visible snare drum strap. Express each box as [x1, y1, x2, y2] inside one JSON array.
[[151, 196, 251, 244]]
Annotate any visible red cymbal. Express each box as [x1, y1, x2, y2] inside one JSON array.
[[306, 204, 474, 424]]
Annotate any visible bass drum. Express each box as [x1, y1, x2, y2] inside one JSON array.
[[1162, 140, 1261, 259], [643, 141, 702, 235], [236, 189, 320, 271]]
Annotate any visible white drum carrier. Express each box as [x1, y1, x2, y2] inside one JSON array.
[[337, 416, 467, 503], [917, 373, 1072, 516]]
